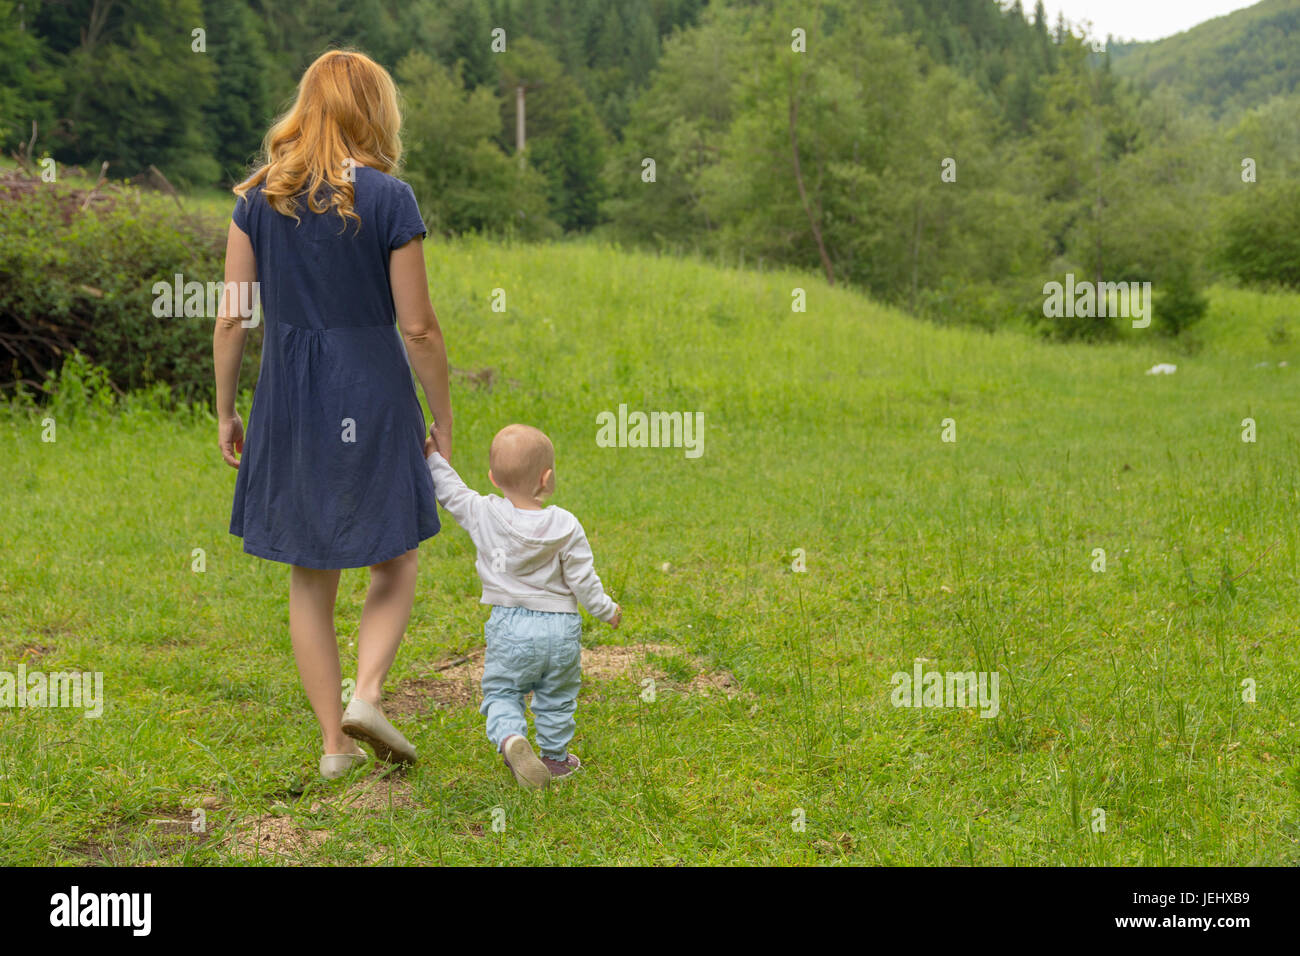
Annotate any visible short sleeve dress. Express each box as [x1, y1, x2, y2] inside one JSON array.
[[229, 166, 440, 569]]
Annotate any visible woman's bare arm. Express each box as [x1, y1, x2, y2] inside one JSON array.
[[390, 237, 453, 462], [213, 220, 257, 467]]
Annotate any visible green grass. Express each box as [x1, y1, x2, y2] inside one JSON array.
[[2, 236, 1299, 865], [177, 184, 238, 222]]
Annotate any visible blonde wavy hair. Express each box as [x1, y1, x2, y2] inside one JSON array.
[[235, 49, 402, 231]]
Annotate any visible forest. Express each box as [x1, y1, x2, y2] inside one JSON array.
[[2, 0, 1298, 343]]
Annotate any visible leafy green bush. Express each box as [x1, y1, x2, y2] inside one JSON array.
[[1033, 272, 1119, 343], [1221, 182, 1300, 290], [1153, 267, 1209, 336], [42, 350, 117, 425], [5, 349, 218, 434], [0, 171, 258, 403], [396, 53, 556, 239]]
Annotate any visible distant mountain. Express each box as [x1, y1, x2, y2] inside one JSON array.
[[1108, 0, 1300, 118]]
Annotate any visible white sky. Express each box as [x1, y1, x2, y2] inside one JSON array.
[[1030, 0, 1263, 43]]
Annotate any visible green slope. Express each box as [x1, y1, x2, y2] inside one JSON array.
[[3, 239, 1299, 864], [1109, 0, 1300, 117]]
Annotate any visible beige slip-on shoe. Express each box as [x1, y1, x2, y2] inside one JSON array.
[[341, 697, 417, 764], [319, 750, 368, 780]]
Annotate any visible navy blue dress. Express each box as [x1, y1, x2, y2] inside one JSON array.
[[229, 166, 440, 569]]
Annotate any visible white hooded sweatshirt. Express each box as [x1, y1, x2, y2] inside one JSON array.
[[426, 453, 618, 622]]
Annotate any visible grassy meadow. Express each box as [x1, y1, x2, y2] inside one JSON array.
[[2, 237, 1299, 865]]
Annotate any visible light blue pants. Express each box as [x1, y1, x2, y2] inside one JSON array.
[[480, 606, 582, 761]]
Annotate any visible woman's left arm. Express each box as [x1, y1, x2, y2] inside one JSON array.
[[213, 221, 257, 468]]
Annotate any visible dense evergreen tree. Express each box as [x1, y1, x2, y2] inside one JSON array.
[[494, 36, 610, 232], [0, 0, 62, 154], [200, 0, 272, 183], [33, 0, 219, 185]]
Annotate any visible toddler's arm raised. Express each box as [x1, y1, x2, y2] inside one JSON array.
[[426, 448, 485, 538]]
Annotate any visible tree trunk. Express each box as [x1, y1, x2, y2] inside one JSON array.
[[911, 199, 923, 312], [788, 92, 835, 286]]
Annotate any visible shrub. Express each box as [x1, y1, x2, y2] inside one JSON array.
[[1153, 267, 1209, 336], [0, 170, 259, 404], [43, 350, 117, 425], [1034, 271, 1119, 343], [1221, 182, 1300, 290]]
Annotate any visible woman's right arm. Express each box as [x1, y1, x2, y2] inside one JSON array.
[[213, 221, 256, 468], [391, 236, 453, 462]]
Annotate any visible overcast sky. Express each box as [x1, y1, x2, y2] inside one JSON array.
[[1032, 0, 1262, 43]]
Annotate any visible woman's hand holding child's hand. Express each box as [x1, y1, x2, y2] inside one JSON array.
[[426, 422, 452, 463]]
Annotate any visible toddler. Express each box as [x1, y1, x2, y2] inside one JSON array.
[[425, 424, 621, 789]]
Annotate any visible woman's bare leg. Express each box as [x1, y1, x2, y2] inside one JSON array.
[[355, 549, 419, 706], [289, 564, 356, 754]]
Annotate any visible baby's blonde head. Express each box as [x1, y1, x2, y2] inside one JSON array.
[[489, 424, 556, 501]]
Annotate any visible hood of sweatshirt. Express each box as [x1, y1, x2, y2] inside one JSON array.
[[482, 498, 578, 570]]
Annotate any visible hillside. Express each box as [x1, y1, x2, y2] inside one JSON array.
[[1109, 0, 1300, 117], [4, 239, 1300, 864]]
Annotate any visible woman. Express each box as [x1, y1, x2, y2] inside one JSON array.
[[212, 50, 452, 779]]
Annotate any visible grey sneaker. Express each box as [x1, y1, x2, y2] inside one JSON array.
[[501, 734, 550, 790], [541, 753, 581, 779]]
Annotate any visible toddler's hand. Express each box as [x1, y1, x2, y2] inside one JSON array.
[[423, 435, 437, 459], [610, 604, 622, 629]]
